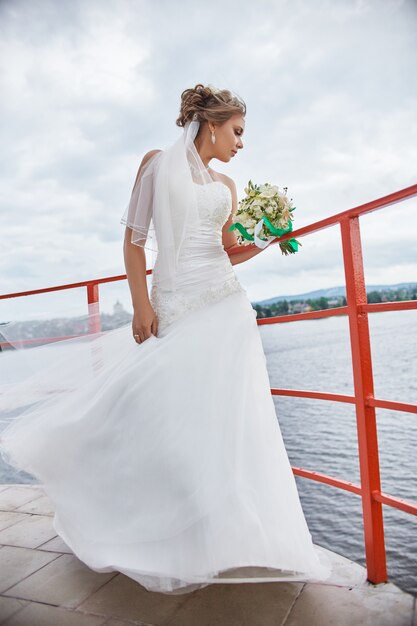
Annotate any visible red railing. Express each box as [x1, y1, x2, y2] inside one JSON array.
[[1, 183, 417, 584]]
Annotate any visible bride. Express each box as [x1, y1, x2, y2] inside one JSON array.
[[0, 83, 331, 594]]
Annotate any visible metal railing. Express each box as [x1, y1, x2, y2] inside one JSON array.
[[1, 182, 417, 583]]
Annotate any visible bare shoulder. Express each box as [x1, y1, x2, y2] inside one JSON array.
[[142, 149, 162, 166], [130, 149, 162, 192], [137, 148, 162, 175], [209, 170, 236, 194]]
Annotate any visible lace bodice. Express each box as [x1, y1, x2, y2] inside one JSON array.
[[194, 181, 232, 227], [150, 181, 247, 331]]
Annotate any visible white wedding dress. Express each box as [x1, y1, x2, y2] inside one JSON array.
[[0, 180, 331, 594]]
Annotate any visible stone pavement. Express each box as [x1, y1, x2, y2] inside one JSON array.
[[0, 484, 415, 625]]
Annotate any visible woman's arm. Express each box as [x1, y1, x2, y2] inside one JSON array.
[[226, 243, 264, 266], [123, 232, 150, 309], [124, 227, 158, 344], [123, 149, 161, 342], [221, 176, 264, 266]]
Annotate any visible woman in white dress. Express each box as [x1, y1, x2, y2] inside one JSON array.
[[0, 83, 330, 594]]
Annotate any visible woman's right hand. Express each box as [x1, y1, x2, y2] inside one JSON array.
[[132, 302, 158, 344]]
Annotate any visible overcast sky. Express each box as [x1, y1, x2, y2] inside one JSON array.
[[1, 0, 416, 320]]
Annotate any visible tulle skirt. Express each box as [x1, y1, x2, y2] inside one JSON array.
[[0, 290, 331, 594]]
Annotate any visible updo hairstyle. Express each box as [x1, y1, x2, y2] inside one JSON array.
[[176, 83, 246, 128]]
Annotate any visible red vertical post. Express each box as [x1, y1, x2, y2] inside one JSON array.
[[86, 282, 101, 334], [340, 217, 387, 583], [86, 282, 104, 374]]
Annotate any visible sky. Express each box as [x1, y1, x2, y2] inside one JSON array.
[[1, 0, 416, 320]]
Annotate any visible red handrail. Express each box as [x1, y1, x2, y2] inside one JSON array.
[[1, 182, 417, 584]]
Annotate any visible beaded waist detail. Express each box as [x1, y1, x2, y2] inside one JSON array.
[[149, 180, 247, 330]]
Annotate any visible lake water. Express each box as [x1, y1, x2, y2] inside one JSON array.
[[260, 308, 417, 597], [1, 308, 416, 596]]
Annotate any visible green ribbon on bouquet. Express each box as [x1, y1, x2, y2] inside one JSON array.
[[229, 209, 299, 253]]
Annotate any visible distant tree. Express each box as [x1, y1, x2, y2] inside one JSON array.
[[367, 291, 382, 303], [272, 300, 288, 315], [304, 297, 328, 311]]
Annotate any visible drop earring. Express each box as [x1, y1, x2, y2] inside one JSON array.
[[211, 131, 216, 145]]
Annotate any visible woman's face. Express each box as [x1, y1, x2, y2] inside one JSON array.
[[211, 113, 245, 163]]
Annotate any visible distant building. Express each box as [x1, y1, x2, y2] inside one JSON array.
[[289, 302, 313, 314], [113, 300, 124, 316]]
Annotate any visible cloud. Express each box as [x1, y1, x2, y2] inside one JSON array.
[[0, 0, 416, 317]]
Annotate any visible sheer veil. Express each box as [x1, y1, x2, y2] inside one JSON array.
[[121, 115, 214, 292], [0, 116, 218, 409]]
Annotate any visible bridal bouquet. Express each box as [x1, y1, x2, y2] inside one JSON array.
[[229, 180, 301, 255]]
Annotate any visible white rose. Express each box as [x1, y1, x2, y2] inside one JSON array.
[[259, 187, 276, 198]]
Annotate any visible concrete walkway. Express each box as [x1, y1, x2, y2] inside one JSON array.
[[0, 483, 415, 625]]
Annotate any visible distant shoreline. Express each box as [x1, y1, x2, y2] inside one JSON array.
[[253, 283, 417, 319]]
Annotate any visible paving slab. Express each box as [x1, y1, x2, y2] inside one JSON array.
[[285, 580, 415, 626], [163, 580, 304, 626], [0, 545, 59, 594], [37, 533, 73, 554], [0, 486, 44, 512], [0, 513, 57, 549], [15, 493, 55, 516], [78, 573, 188, 624], [0, 483, 415, 626], [104, 620, 155, 626], [0, 512, 30, 532], [0, 596, 30, 624], [3, 553, 117, 609], [0, 600, 108, 625]]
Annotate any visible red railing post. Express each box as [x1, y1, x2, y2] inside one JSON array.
[[340, 216, 387, 584], [86, 282, 104, 372], [2, 184, 417, 578], [86, 282, 101, 334]]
